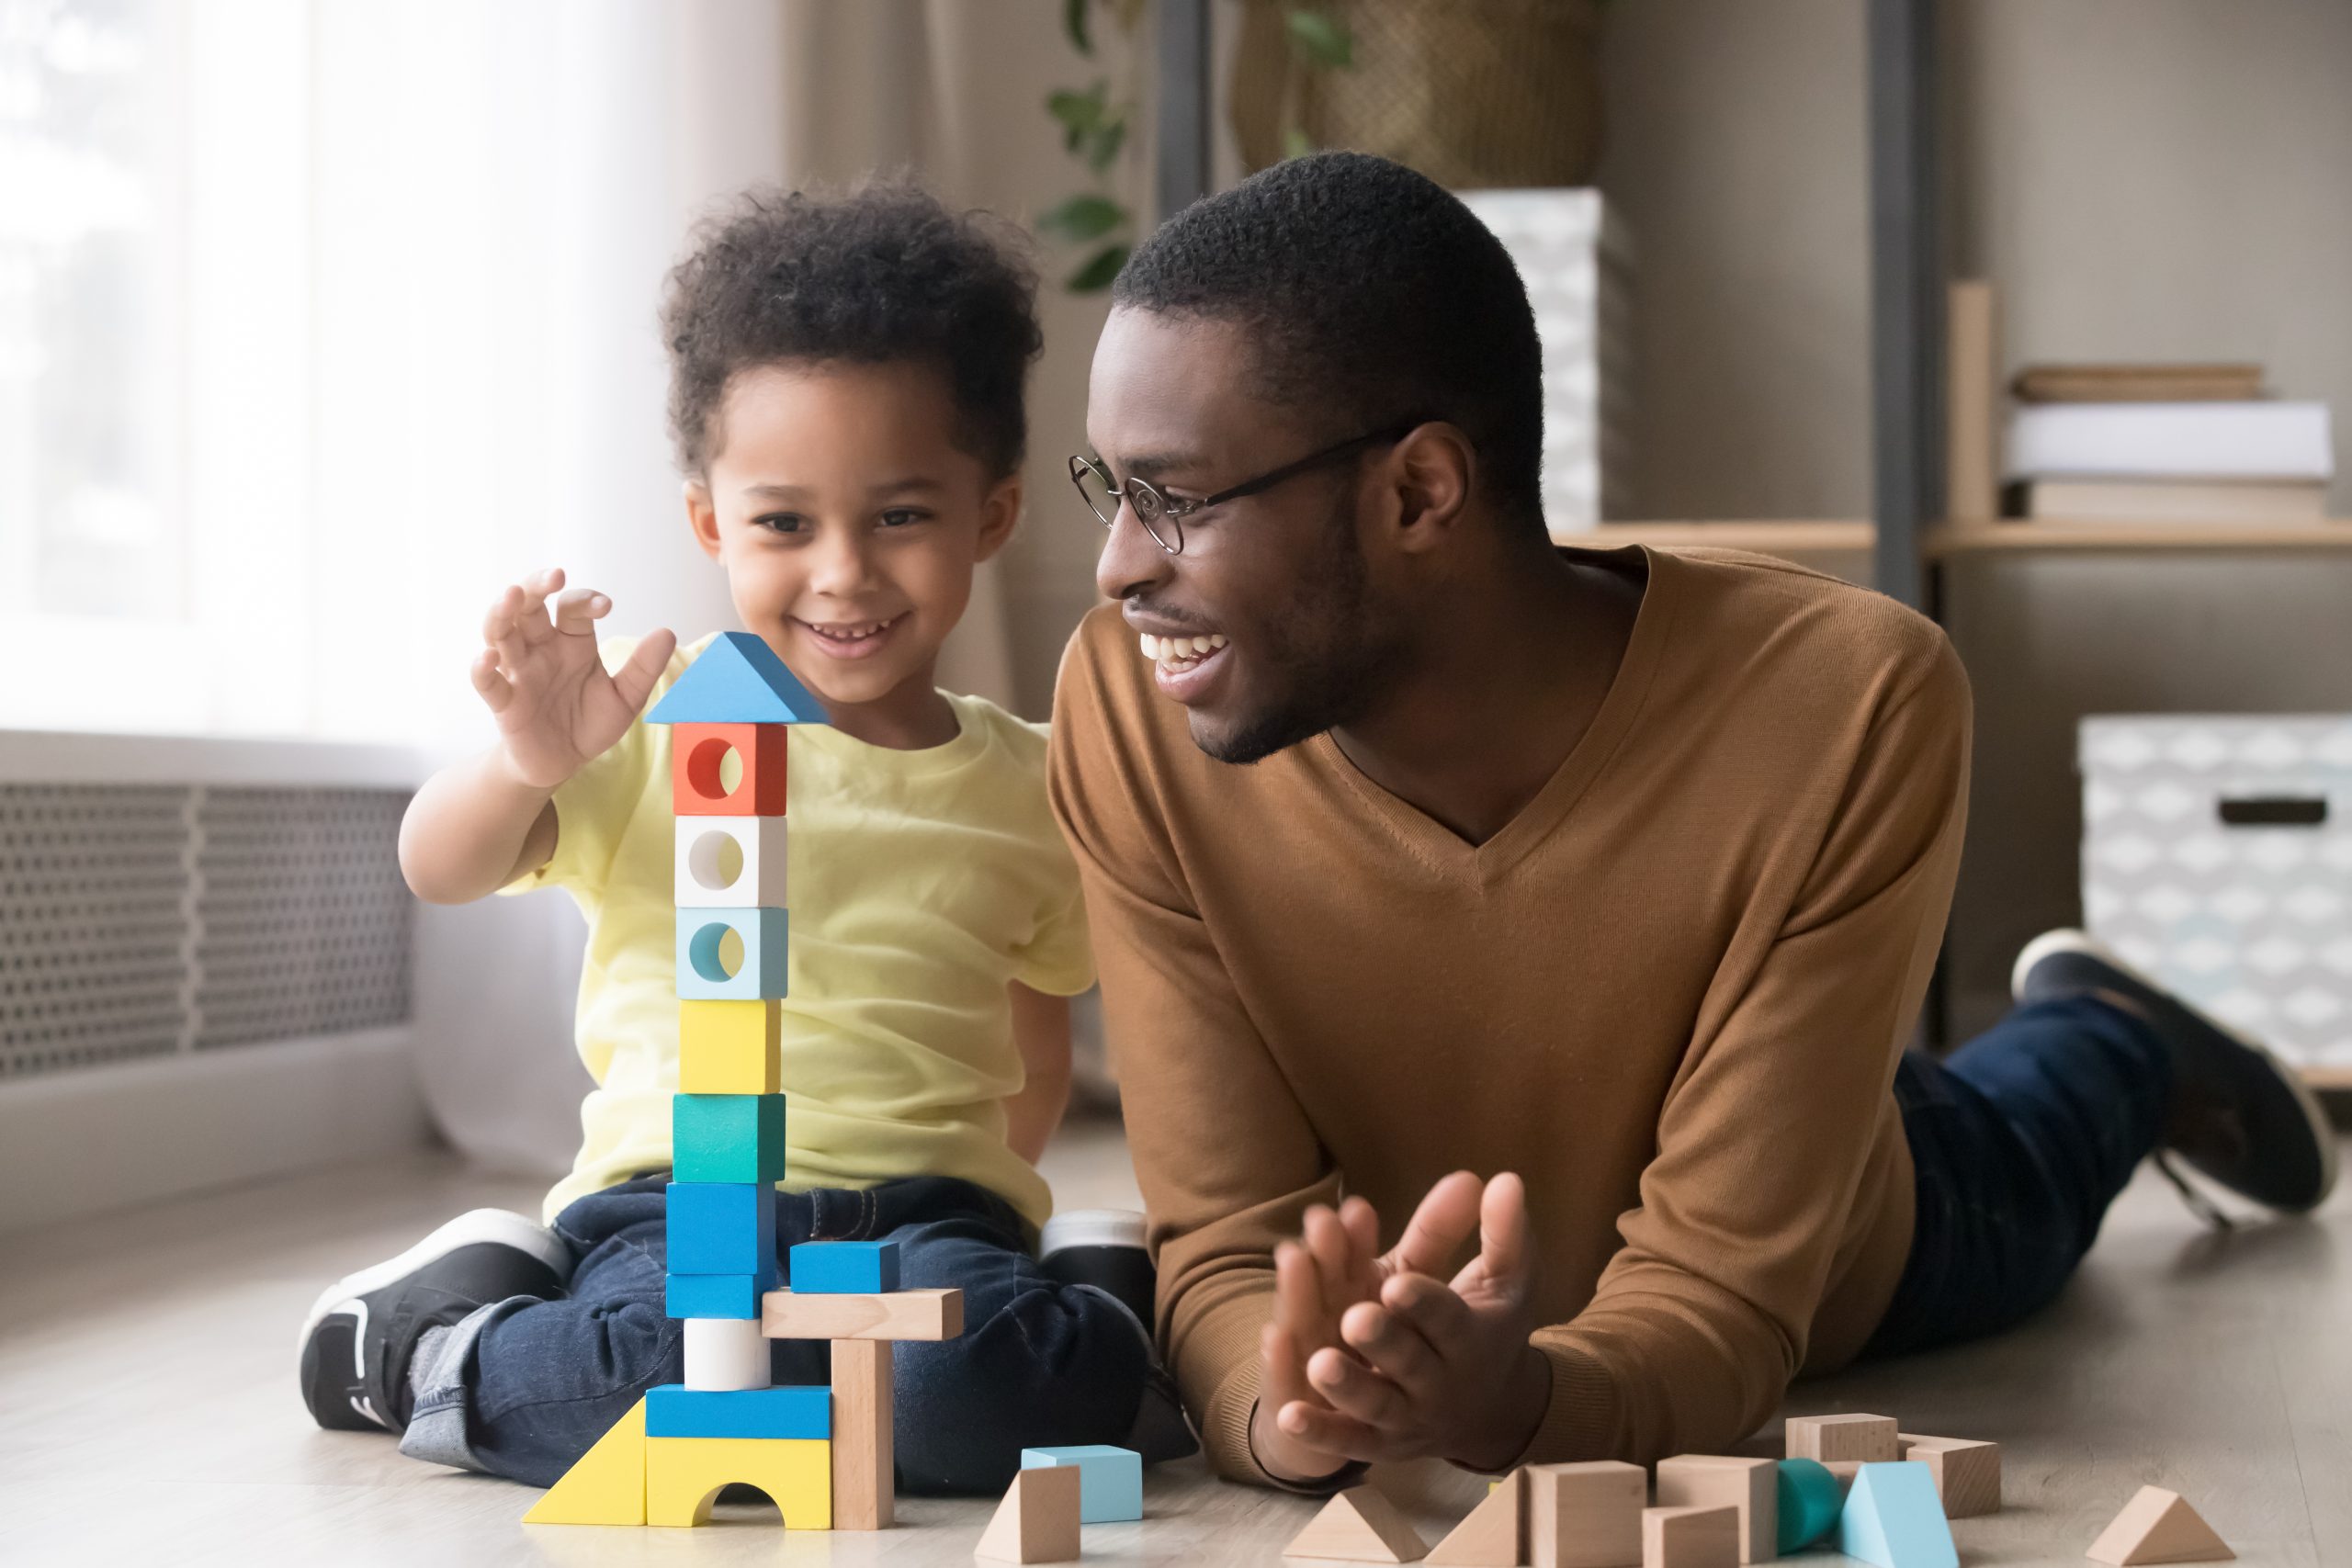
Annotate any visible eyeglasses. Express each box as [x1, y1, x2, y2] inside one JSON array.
[[1068, 421, 1422, 555]]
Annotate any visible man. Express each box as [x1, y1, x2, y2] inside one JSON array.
[[1046, 152, 2335, 1490]]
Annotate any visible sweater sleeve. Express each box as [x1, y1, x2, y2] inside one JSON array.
[[1046, 616, 1343, 1485], [1518, 629, 1973, 1466]]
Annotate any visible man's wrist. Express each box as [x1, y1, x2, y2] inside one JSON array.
[[1449, 1342, 1554, 1473]]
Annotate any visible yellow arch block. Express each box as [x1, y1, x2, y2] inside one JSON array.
[[646, 1435, 832, 1529]]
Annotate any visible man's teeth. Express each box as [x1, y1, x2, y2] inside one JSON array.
[[1138, 632, 1229, 665]]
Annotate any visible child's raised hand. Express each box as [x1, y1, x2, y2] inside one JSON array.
[[471, 568, 678, 790]]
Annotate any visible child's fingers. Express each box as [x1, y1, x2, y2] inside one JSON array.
[[514, 567, 564, 643], [610, 627, 678, 717], [481, 583, 524, 649], [1306, 1343, 1409, 1429], [1340, 1297, 1443, 1398], [470, 649, 514, 714], [549, 587, 606, 637]]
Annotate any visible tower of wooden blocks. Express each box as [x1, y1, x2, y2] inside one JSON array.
[[525, 632, 964, 1531]]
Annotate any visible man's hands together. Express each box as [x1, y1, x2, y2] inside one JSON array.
[[1251, 1170, 1550, 1483]]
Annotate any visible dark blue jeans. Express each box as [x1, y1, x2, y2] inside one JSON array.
[[1863, 994, 2174, 1358], [402, 1175, 1150, 1493]]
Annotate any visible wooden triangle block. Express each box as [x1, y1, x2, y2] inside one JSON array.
[[1285, 1486, 1430, 1562], [1428, 1470, 1525, 1565], [976, 1463, 1082, 1563], [2086, 1486, 2235, 1564], [523, 1396, 647, 1525]]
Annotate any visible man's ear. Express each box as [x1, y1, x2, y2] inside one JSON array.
[[974, 473, 1023, 564], [684, 478, 721, 560], [1385, 423, 1474, 556]]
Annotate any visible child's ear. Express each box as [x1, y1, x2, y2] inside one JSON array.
[[684, 478, 721, 560], [973, 474, 1023, 564]]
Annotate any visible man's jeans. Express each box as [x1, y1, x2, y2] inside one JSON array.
[[1866, 994, 2174, 1358], [401, 1175, 1151, 1493]]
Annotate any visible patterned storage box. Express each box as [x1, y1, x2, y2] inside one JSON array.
[[2081, 716, 2352, 1070]]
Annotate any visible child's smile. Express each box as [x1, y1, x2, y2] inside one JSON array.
[[794, 612, 910, 661]]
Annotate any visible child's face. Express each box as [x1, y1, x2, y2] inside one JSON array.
[[686, 361, 1020, 716]]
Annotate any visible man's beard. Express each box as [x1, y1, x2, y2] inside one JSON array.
[[1194, 491, 1404, 766]]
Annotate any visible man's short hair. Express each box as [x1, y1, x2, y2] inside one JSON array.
[[1113, 151, 1545, 534]]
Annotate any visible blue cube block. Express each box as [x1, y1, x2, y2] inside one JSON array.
[[1022, 1445, 1143, 1524], [788, 1240, 901, 1295], [646, 1383, 831, 1440], [664, 1272, 765, 1320], [673, 1093, 787, 1184], [667, 1181, 777, 1278], [676, 907, 790, 1000]]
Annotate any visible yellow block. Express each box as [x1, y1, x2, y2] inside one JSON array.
[[523, 1396, 647, 1525], [646, 1435, 831, 1529], [678, 998, 781, 1094]]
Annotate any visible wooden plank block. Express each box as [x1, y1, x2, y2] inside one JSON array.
[[1784, 1413, 1899, 1463], [677, 999, 781, 1095], [1428, 1468, 1525, 1565], [523, 1395, 647, 1525], [2086, 1485, 2235, 1564], [790, 1239, 901, 1294], [675, 907, 790, 1001], [665, 719, 788, 816], [763, 1286, 964, 1341], [831, 1338, 893, 1531], [1642, 1505, 1738, 1568], [976, 1463, 1082, 1562], [665, 1180, 776, 1278], [1895, 1433, 2000, 1518], [682, 1315, 770, 1391], [646, 1383, 828, 1440], [672, 1093, 786, 1184], [1655, 1456, 1775, 1563], [674, 814, 787, 908], [1527, 1460, 1645, 1568], [643, 1434, 829, 1529], [1283, 1485, 1430, 1562]]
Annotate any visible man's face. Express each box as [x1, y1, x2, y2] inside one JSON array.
[[1084, 309, 1406, 763]]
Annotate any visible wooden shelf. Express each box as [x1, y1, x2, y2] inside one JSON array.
[[1563, 521, 1874, 553], [2302, 1066, 2352, 1093], [1931, 521, 2352, 554]]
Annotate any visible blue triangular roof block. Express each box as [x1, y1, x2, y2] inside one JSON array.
[[1837, 1462, 1957, 1568], [646, 631, 827, 726]]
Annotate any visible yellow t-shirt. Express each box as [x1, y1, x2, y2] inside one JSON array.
[[510, 633, 1095, 1228]]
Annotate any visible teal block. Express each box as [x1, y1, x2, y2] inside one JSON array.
[[667, 1181, 778, 1278], [664, 1272, 763, 1319], [646, 630, 827, 726], [676, 907, 789, 1000], [647, 1384, 829, 1439], [788, 1240, 900, 1294], [1022, 1446, 1142, 1524], [1837, 1462, 1957, 1568], [673, 1094, 787, 1184], [1778, 1459, 1844, 1552]]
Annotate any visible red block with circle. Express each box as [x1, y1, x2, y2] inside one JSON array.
[[670, 722, 787, 817]]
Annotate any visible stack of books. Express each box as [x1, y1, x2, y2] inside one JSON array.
[[2003, 364, 2335, 524]]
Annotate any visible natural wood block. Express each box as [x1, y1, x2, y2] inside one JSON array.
[[1428, 1469, 1526, 1565], [1643, 1506, 1739, 1568], [763, 1286, 964, 1341], [976, 1464, 1081, 1563], [523, 1395, 647, 1525], [831, 1338, 893, 1530], [1654, 1456, 1775, 1563], [1284, 1485, 1430, 1562], [1896, 1433, 2000, 1518], [2086, 1485, 2235, 1565], [1825, 1461, 1863, 1495], [1784, 1413, 1899, 1464], [1527, 1461, 1646, 1568]]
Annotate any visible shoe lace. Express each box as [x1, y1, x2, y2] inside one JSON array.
[[2152, 1149, 2236, 1232]]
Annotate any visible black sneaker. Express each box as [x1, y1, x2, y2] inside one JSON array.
[[297, 1208, 571, 1433], [2013, 929, 2339, 1213], [1040, 1208, 1198, 1462]]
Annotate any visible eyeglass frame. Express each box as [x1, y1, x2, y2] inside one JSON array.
[[1068, 419, 1426, 555]]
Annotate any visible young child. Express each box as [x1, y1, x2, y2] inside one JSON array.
[[297, 184, 1186, 1493]]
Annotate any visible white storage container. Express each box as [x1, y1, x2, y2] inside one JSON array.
[[2081, 716, 2352, 1072]]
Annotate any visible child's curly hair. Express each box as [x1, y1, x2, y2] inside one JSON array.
[[662, 181, 1044, 479]]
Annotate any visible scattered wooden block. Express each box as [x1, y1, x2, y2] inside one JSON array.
[[1774, 1460, 1843, 1553], [1428, 1469, 1526, 1565], [1785, 1413, 1900, 1464], [763, 1286, 966, 1341], [1836, 1462, 1956, 1568], [674, 815, 787, 908], [644, 1434, 831, 1528], [1284, 1485, 1430, 1562], [831, 1338, 893, 1531], [646, 1383, 829, 1440], [976, 1463, 1082, 1563], [1527, 1460, 1645, 1568], [791, 1239, 903, 1295], [1023, 1444, 1143, 1524], [666, 1180, 777, 1277], [676, 907, 791, 1000], [672, 1092, 787, 1185], [2086, 1485, 2235, 1565], [683, 1315, 771, 1391], [524, 1394, 648, 1525], [666, 719, 790, 816], [677, 998, 781, 1094], [1655, 1456, 1776, 1563], [1643, 1505, 1739, 1568], [1896, 1433, 2000, 1518]]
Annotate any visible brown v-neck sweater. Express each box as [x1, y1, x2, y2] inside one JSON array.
[[1047, 547, 1973, 1481]]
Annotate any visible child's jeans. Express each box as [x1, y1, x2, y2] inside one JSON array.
[[400, 1174, 1152, 1493]]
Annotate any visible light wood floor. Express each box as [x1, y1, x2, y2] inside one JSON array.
[[5, 1116, 2347, 1566]]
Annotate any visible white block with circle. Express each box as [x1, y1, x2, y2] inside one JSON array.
[[683, 1315, 773, 1391], [674, 815, 788, 909]]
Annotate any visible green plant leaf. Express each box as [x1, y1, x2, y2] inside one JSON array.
[[1063, 0, 1091, 56], [1067, 243, 1131, 293], [1038, 193, 1127, 243], [1083, 116, 1127, 174], [1047, 85, 1104, 132], [1283, 125, 1317, 160], [1284, 7, 1354, 69]]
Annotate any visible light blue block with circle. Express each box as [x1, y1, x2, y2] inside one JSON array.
[[675, 906, 789, 1000], [1021, 1445, 1142, 1523]]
